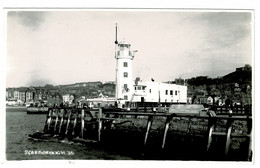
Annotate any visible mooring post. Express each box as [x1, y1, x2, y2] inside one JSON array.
[[225, 117, 234, 155], [81, 109, 85, 138], [58, 109, 64, 134], [65, 110, 72, 135], [247, 116, 252, 161], [224, 110, 234, 155], [97, 108, 102, 141], [207, 116, 215, 151], [72, 110, 78, 136], [144, 115, 154, 146], [43, 109, 51, 132], [248, 131, 252, 161], [162, 115, 173, 149], [53, 109, 59, 133], [46, 109, 53, 132]]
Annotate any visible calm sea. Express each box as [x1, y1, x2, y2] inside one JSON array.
[[5, 107, 133, 160]]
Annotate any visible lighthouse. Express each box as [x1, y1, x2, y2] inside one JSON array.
[[114, 24, 136, 103], [115, 41, 135, 102]]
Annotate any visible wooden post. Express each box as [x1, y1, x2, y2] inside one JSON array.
[[81, 109, 85, 138], [247, 116, 252, 161], [144, 115, 153, 145], [47, 109, 53, 131], [207, 117, 215, 151], [162, 115, 172, 148], [44, 109, 51, 132], [72, 110, 78, 136], [65, 110, 71, 135], [248, 131, 252, 161], [225, 118, 233, 155], [53, 109, 59, 133], [58, 109, 64, 134], [97, 108, 102, 141]]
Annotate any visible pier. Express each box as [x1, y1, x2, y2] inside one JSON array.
[[30, 105, 252, 160]]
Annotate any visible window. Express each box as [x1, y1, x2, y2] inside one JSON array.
[[138, 86, 142, 90], [124, 72, 128, 77], [124, 84, 128, 92], [120, 44, 124, 50], [124, 95, 128, 100], [175, 91, 178, 95], [149, 89, 151, 93], [123, 62, 128, 67], [165, 90, 168, 95], [170, 90, 173, 95]]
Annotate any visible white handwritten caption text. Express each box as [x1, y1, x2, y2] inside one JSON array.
[[24, 150, 74, 155]]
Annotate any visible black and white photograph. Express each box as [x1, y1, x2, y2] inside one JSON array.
[[0, 0, 257, 166]]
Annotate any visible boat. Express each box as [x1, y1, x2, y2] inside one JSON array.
[[27, 106, 49, 114]]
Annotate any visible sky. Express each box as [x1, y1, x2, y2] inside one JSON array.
[[6, 10, 252, 87]]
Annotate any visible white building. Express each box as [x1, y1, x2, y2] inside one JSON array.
[[132, 81, 187, 104], [14, 91, 19, 100], [62, 94, 74, 104]]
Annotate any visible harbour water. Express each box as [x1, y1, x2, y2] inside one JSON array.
[[5, 107, 133, 160]]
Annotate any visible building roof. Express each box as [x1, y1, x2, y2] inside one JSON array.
[[135, 81, 187, 88], [118, 41, 131, 45]]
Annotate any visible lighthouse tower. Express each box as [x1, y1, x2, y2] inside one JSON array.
[[114, 24, 136, 103], [115, 41, 135, 102]]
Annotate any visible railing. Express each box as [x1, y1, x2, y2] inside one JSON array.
[[210, 105, 252, 116]]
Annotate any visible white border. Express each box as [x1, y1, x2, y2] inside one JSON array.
[[0, 0, 258, 168]]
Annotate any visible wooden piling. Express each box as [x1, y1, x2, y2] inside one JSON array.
[[58, 109, 64, 134], [162, 115, 172, 148], [72, 110, 78, 136], [225, 118, 234, 155], [144, 115, 153, 145], [44, 109, 51, 132], [207, 117, 215, 151], [247, 116, 253, 161], [81, 109, 85, 138], [53, 109, 59, 133], [65, 110, 72, 135], [46, 109, 53, 131], [97, 108, 102, 141]]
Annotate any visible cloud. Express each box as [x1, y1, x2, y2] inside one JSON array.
[[6, 10, 253, 87], [8, 11, 46, 31], [166, 12, 253, 78], [197, 12, 251, 48]]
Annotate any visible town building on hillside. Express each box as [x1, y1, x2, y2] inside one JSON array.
[[18, 90, 26, 102], [14, 90, 19, 100], [62, 94, 74, 104]]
